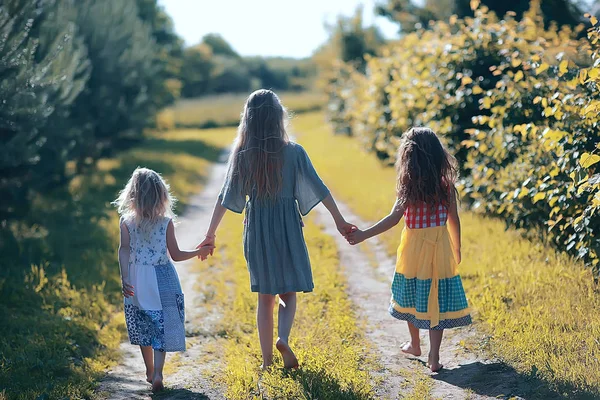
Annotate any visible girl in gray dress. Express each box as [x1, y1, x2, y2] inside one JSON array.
[[198, 89, 355, 369]]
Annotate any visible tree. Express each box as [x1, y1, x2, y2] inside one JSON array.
[[208, 55, 253, 93], [315, 6, 385, 72], [180, 44, 214, 97], [136, 0, 184, 106], [201, 33, 240, 58], [71, 0, 161, 162], [0, 0, 89, 221], [377, 0, 587, 33]]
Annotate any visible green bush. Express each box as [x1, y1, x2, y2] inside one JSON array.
[[326, 1, 600, 268]]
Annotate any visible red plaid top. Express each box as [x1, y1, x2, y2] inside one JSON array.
[[404, 203, 448, 229]]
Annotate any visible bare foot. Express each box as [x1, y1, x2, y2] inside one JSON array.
[[276, 338, 299, 369], [146, 369, 153, 384], [260, 362, 273, 371], [401, 341, 422, 357], [427, 356, 443, 372], [151, 376, 164, 393]]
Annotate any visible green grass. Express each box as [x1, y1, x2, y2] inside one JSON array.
[[157, 91, 326, 130], [294, 111, 600, 399], [192, 203, 376, 399], [0, 127, 234, 400]]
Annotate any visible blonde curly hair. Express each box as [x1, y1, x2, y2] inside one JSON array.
[[113, 167, 176, 229]]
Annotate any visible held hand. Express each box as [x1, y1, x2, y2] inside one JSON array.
[[121, 280, 134, 298], [346, 229, 366, 245], [336, 220, 357, 238], [196, 235, 216, 257], [197, 245, 216, 261]]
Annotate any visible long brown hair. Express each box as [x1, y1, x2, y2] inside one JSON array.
[[395, 127, 458, 208], [228, 89, 290, 199]]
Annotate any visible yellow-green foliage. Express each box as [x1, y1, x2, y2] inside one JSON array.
[[325, 2, 600, 268], [0, 127, 233, 399], [159, 91, 326, 129], [297, 111, 600, 397], [205, 208, 374, 399]]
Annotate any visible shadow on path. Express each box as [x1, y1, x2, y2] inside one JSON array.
[[430, 360, 598, 400]]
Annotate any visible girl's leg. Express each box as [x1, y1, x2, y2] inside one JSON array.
[[276, 292, 299, 368], [257, 293, 276, 368], [401, 321, 422, 356], [428, 329, 444, 372], [139, 346, 154, 383], [152, 350, 166, 392]]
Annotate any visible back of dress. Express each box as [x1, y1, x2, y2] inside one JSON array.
[[122, 216, 186, 352], [404, 203, 448, 229], [123, 217, 171, 311]]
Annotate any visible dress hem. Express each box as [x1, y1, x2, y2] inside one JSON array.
[[389, 304, 472, 330], [251, 284, 314, 295]]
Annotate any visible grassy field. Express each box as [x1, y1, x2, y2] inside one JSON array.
[[293, 112, 600, 398], [157, 91, 325, 130], [0, 127, 234, 399]]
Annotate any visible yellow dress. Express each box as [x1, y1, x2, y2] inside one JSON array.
[[389, 212, 471, 330]]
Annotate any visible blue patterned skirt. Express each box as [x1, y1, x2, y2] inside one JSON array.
[[124, 263, 186, 352]]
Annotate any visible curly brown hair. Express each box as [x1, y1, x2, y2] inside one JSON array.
[[395, 127, 458, 209]]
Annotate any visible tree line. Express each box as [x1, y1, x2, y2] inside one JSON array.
[[0, 0, 317, 227], [179, 33, 316, 98], [0, 0, 183, 223]]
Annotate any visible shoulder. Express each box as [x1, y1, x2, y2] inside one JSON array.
[[288, 141, 308, 158], [120, 216, 132, 231]]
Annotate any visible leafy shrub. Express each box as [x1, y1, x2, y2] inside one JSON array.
[[326, 1, 600, 268]]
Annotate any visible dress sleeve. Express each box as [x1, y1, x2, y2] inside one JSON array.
[[218, 163, 246, 214], [294, 144, 330, 216]]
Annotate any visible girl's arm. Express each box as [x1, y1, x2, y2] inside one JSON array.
[[167, 220, 213, 261], [346, 199, 404, 244], [446, 190, 462, 264], [322, 193, 356, 237], [118, 222, 134, 297], [196, 199, 227, 253]]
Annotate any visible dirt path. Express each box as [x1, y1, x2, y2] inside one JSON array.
[[96, 152, 230, 400], [97, 147, 529, 399], [314, 203, 527, 400]]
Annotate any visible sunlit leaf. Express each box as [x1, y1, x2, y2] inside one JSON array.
[[514, 70, 524, 82], [580, 153, 600, 168], [559, 60, 568, 75], [533, 192, 546, 203], [536, 63, 549, 75]]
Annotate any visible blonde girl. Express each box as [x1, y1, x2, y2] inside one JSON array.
[[347, 127, 471, 372], [198, 89, 355, 369], [114, 167, 213, 392]]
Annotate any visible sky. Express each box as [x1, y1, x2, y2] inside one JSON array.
[[158, 0, 400, 58]]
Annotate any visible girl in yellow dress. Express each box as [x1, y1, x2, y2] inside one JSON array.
[[347, 127, 471, 372]]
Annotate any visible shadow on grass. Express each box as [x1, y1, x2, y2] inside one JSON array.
[[151, 388, 210, 399], [285, 368, 371, 400], [427, 360, 599, 400], [0, 133, 226, 399]]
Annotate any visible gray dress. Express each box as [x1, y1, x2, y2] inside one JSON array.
[[218, 142, 330, 295]]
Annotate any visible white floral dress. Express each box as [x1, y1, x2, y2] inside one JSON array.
[[122, 217, 185, 352]]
